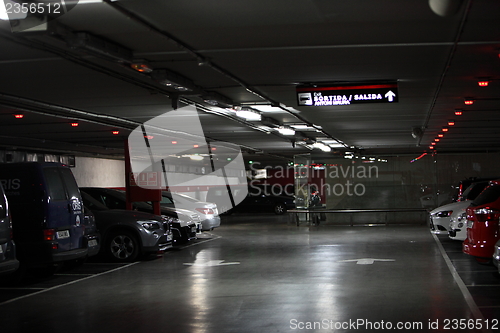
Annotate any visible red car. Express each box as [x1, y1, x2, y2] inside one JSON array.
[[463, 180, 500, 263]]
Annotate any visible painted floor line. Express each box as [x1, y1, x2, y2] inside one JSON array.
[[432, 233, 491, 333], [0, 262, 139, 307], [178, 234, 222, 250]]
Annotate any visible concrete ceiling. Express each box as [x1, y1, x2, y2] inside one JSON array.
[[0, 0, 499, 166]]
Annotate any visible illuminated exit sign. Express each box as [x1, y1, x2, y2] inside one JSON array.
[[296, 81, 399, 106]]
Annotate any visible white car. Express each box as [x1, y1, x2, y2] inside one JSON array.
[[448, 206, 470, 241], [160, 192, 221, 231], [429, 181, 489, 235]]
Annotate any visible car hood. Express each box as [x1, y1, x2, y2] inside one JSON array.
[[430, 200, 472, 214]]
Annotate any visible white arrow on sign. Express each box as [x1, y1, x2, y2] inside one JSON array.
[[183, 260, 240, 267], [338, 258, 395, 265], [385, 90, 396, 102]]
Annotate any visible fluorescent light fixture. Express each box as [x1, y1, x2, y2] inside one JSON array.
[[0, 0, 28, 20], [277, 126, 295, 135], [312, 142, 331, 152], [235, 109, 262, 121], [250, 105, 282, 112], [188, 155, 204, 161]]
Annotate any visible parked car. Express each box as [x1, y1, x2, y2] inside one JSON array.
[[448, 209, 468, 241], [463, 180, 500, 264], [82, 206, 101, 258], [493, 239, 500, 274], [81, 192, 172, 262], [158, 191, 220, 231], [207, 185, 295, 215], [430, 180, 490, 236], [448, 181, 491, 241], [80, 187, 198, 244], [451, 176, 500, 202], [0, 162, 91, 272], [0, 183, 19, 276]]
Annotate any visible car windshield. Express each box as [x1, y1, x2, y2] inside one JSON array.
[[471, 184, 500, 207], [81, 191, 109, 211]]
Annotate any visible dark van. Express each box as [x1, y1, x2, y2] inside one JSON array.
[[0, 162, 88, 269], [0, 183, 19, 276]]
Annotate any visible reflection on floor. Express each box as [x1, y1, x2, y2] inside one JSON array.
[[0, 214, 498, 333]]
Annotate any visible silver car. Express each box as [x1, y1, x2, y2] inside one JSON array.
[[160, 192, 221, 231], [493, 240, 500, 275], [81, 191, 173, 262]]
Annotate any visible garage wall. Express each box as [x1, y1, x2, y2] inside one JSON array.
[[72, 157, 125, 188], [295, 152, 500, 225]]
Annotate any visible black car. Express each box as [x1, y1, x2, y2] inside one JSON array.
[[80, 187, 198, 245], [207, 185, 295, 215]]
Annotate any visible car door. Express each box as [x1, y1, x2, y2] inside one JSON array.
[[42, 167, 84, 251]]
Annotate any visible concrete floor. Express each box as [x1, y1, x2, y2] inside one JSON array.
[[0, 214, 498, 333]]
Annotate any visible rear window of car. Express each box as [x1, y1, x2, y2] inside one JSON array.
[[462, 181, 488, 201], [43, 167, 67, 201], [471, 184, 500, 207]]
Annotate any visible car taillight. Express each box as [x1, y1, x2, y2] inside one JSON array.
[[196, 208, 214, 215], [43, 229, 56, 241], [474, 208, 500, 222]]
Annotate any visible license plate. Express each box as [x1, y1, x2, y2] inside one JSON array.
[[88, 239, 98, 247], [56, 230, 70, 239]]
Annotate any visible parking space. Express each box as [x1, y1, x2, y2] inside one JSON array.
[[1, 215, 499, 332], [0, 233, 218, 306]]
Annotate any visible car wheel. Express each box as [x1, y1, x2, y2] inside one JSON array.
[[106, 230, 140, 262], [274, 203, 286, 215]]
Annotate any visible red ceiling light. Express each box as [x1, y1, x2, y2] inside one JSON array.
[[478, 80, 489, 87], [429, 146, 434, 150], [144, 135, 154, 140], [434, 138, 440, 142], [442, 127, 449, 132], [71, 122, 79, 127], [431, 142, 436, 146], [464, 97, 474, 105], [112, 130, 119, 135], [438, 133, 444, 138], [13, 114, 24, 119], [448, 120, 455, 126], [454, 109, 463, 116], [171, 141, 178, 144], [193, 144, 199, 148], [130, 60, 153, 73]]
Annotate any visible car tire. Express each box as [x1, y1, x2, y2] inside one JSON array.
[[274, 203, 286, 215], [106, 230, 140, 262]]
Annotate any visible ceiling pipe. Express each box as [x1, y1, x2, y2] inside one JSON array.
[[102, 0, 347, 150], [419, 0, 472, 147]]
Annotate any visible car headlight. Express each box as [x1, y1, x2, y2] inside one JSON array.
[[161, 215, 181, 224], [433, 210, 452, 218], [138, 221, 161, 230]]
